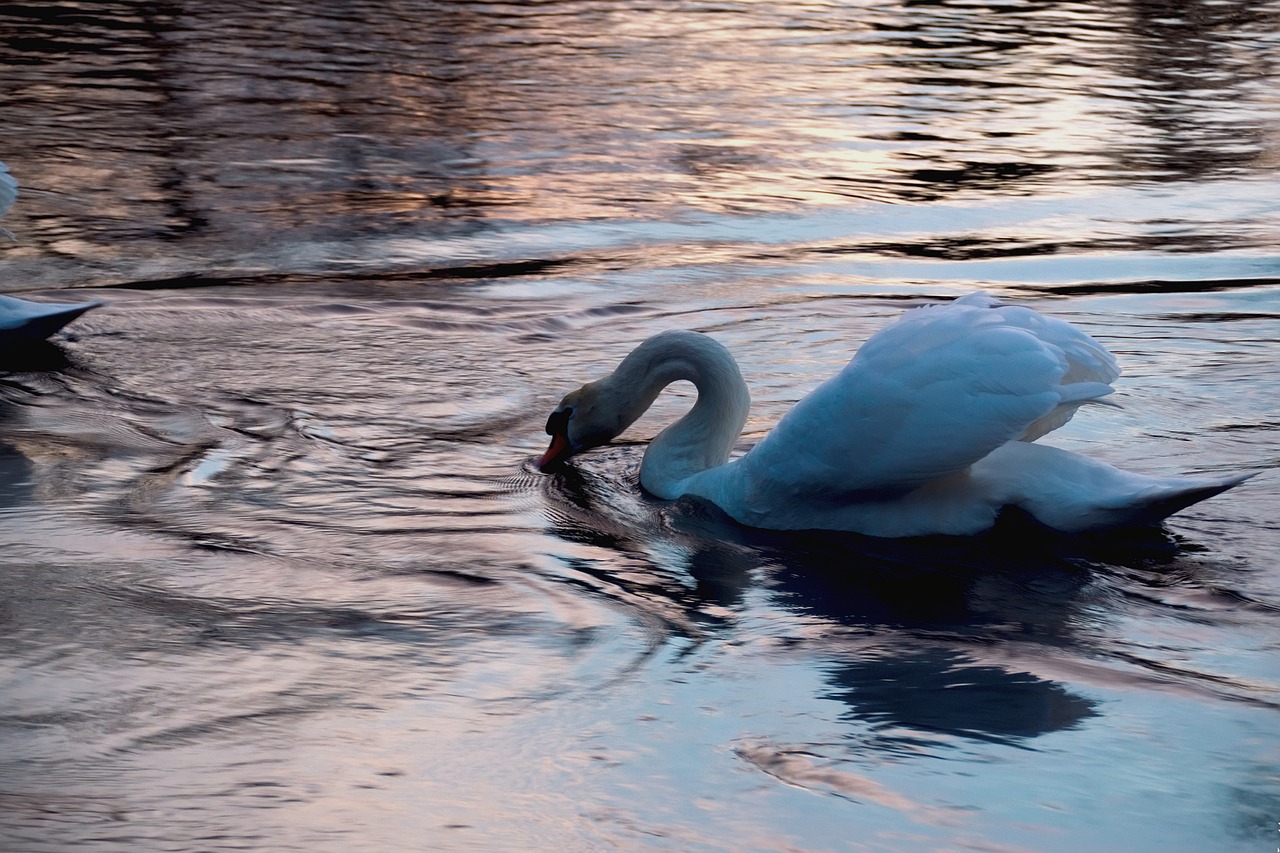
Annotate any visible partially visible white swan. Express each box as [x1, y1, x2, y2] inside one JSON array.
[[0, 293, 102, 346], [0, 161, 102, 347], [536, 294, 1254, 537], [0, 161, 16, 240]]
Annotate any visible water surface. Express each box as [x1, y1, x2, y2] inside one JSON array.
[[2, 2, 1279, 851]]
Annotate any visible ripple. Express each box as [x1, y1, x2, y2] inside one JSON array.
[[3, 2, 1280, 850]]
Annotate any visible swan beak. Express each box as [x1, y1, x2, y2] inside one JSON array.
[[536, 432, 573, 471]]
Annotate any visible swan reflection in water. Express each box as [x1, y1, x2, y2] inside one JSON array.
[[537, 450, 1129, 750], [0, 441, 34, 509]]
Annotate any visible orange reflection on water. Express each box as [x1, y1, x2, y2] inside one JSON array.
[[1, 0, 1275, 280]]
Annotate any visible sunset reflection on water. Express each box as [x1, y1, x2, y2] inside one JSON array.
[[1, 1, 1279, 851], [2, 0, 1277, 289]]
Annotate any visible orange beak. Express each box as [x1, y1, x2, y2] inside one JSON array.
[[535, 431, 573, 471]]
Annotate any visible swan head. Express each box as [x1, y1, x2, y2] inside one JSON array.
[[536, 381, 633, 471]]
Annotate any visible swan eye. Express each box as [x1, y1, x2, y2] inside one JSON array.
[[545, 407, 572, 435]]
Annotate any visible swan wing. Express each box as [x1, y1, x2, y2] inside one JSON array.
[[738, 294, 1119, 502], [954, 293, 1120, 439]]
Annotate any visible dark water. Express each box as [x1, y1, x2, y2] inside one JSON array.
[[2, 1, 1279, 850]]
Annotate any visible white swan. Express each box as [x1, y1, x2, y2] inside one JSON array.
[[536, 294, 1254, 537], [0, 161, 101, 347], [0, 161, 16, 240]]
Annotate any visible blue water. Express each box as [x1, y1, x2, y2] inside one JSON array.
[[1, 2, 1279, 850]]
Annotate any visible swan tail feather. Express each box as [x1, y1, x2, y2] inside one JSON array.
[[978, 443, 1258, 533], [1111, 471, 1258, 528]]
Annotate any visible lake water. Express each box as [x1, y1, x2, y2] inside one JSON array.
[[2, 1, 1279, 850]]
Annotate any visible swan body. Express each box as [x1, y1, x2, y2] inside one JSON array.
[[0, 161, 102, 346], [536, 294, 1253, 537]]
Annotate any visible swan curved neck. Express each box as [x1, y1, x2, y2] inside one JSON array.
[[605, 330, 750, 499]]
